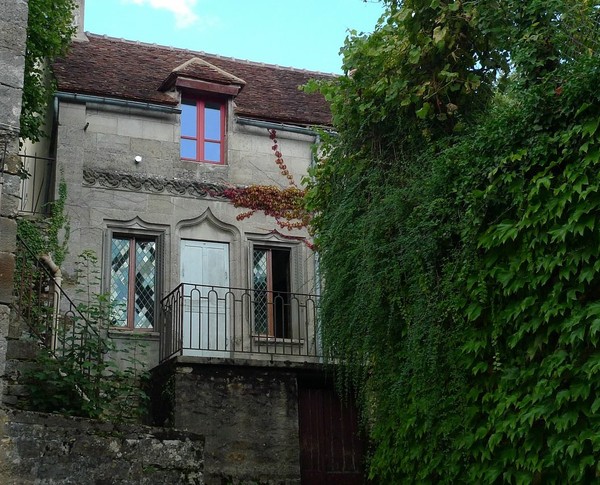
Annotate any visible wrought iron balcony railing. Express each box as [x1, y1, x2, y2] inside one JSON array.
[[159, 283, 321, 362]]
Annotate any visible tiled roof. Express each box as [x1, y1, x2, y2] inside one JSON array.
[[53, 34, 334, 126]]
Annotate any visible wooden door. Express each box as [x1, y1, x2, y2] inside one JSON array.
[[180, 239, 229, 357], [298, 385, 365, 484]]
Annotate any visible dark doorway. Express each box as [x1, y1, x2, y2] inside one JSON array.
[[298, 383, 366, 484]]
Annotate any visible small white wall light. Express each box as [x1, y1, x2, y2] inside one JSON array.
[[134, 155, 142, 164]]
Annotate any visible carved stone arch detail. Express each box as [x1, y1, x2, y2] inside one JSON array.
[[177, 207, 240, 241], [246, 229, 304, 246], [246, 230, 307, 294], [105, 215, 169, 233], [176, 207, 244, 288]]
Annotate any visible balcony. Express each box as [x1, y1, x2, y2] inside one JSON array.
[[159, 283, 321, 363]]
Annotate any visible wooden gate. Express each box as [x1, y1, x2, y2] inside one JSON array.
[[298, 384, 365, 484]]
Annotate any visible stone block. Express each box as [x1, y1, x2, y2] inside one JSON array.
[[87, 112, 118, 134], [0, 193, 19, 218], [2, 394, 17, 406], [0, 47, 25, 85], [96, 132, 131, 150], [5, 339, 38, 361], [58, 102, 86, 126], [0, 252, 15, 304], [117, 117, 143, 138], [0, 218, 16, 252], [130, 135, 161, 153], [147, 195, 175, 215], [5, 384, 28, 397], [143, 120, 175, 142]]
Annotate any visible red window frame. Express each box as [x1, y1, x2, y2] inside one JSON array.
[[180, 97, 226, 164]]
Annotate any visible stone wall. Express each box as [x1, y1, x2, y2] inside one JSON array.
[[152, 359, 306, 485], [0, 408, 204, 484], [0, 0, 29, 405]]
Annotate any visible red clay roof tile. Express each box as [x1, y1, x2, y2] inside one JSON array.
[[53, 34, 333, 126]]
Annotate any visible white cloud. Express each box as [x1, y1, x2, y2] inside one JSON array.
[[126, 0, 200, 29]]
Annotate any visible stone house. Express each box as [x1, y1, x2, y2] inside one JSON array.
[[14, 5, 366, 484]]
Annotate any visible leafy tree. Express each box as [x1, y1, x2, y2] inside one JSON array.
[[307, 0, 600, 482], [21, 0, 76, 142]]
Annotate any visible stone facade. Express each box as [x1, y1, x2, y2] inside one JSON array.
[[0, 408, 204, 484], [151, 359, 328, 485], [52, 91, 318, 370]]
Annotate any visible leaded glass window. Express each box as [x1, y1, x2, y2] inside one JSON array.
[[253, 249, 269, 334], [252, 247, 291, 337], [110, 236, 156, 329]]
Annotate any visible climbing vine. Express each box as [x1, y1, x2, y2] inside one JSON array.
[[223, 129, 311, 231], [21, 0, 76, 142], [17, 178, 70, 266], [306, 0, 600, 482]]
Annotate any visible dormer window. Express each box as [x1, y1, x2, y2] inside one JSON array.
[[181, 98, 225, 163], [159, 57, 245, 165]]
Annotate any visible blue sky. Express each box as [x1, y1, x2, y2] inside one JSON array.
[[83, 0, 384, 74]]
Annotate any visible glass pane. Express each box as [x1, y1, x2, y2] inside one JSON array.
[[204, 142, 221, 162], [181, 101, 197, 137], [134, 240, 156, 329], [181, 138, 197, 159], [110, 238, 130, 327], [253, 249, 268, 334], [204, 103, 221, 140]]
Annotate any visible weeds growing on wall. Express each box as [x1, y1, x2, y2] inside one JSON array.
[[307, 0, 600, 482], [23, 250, 150, 423], [17, 178, 70, 267]]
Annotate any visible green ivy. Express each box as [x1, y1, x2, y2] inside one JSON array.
[[21, 0, 75, 142], [307, 0, 600, 482], [17, 178, 70, 266], [23, 251, 150, 422]]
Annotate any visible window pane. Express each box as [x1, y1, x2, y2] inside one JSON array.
[[204, 142, 221, 162], [253, 249, 268, 334], [204, 103, 221, 140], [110, 238, 130, 327], [181, 138, 197, 159], [181, 101, 197, 137], [134, 240, 156, 329]]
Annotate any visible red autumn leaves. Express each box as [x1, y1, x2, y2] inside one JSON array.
[[222, 129, 310, 231]]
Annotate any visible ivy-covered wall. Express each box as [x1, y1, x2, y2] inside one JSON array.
[[307, 0, 600, 482]]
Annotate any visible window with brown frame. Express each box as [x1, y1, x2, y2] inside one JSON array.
[[110, 235, 156, 329], [252, 247, 291, 337]]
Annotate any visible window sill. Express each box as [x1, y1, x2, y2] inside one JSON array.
[[181, 158, 225, 165], [108, 329, 160, 340], [252, 336, 305, 347]]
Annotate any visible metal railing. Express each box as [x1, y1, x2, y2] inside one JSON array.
[[160, 283, 321, 362], [18, 152, 54, 215], [13, 235, 108, 375]]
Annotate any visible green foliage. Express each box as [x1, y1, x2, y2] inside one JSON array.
[[22, 0, 75, 142], [23, 251, 150, 422], [17, 178, 70, 266], [308, 0, 600, 482]]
